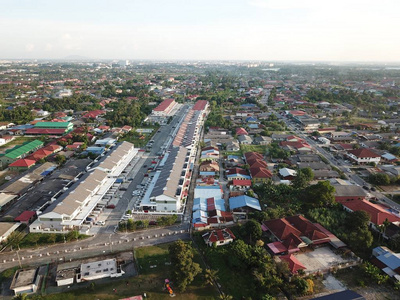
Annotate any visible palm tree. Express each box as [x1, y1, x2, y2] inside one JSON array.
[[204, 268, 219, 286], [219, 294, 233, 300]]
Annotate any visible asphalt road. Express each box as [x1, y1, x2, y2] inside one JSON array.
[[0, 225, 189, 272]]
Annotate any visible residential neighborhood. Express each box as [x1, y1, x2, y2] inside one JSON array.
[[0, 61, 400, 299]]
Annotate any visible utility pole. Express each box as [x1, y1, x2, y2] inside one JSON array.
[[16, 245, 22, 268]]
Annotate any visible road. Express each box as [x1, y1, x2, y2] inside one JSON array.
[[276, 110, 400, 211], [0, 106, 195, 272], [0, 224, 189, 272]]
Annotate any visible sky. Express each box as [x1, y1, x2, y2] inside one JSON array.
[[1, 0, 399, 62]]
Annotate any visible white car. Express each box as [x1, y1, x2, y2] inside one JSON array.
[[96, 220, 106, 226]]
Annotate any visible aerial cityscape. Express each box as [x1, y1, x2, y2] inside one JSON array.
[[1, 1, 400, 300]]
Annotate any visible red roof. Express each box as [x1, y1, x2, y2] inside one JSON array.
[[244, 151, 263, 161], [14, 211, 36, 222], [82, 110, 105, 119], [280, 254, 306, 274], [247, 159, 268, 168], [154, 98, 175, 112], [226, 168, 249, 176], [25, 128, 67, 135], [193, 100, 208, 111], [262, 215, 330, 246], [348, 148, 380, 158], [342, 199, 400, 225], [280, 141, 312, 150], [249, 167, 272, 179], [236, 127, 248, 135], [9, 158, 36, 168], [232, 179, 252, 186]]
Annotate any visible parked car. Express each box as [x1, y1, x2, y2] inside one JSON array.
[[106, 204, 116, 209], [371, 187, 376, 191], [96, 220, 106, 226]]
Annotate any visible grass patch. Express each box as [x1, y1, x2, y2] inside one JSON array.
[[39, 243, 217, 300], [240, 144, 266, 154], [120, 126, 160, 148], [18, 232, 90, 249]]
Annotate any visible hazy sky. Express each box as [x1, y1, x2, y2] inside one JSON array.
[[1, 0, 399, 61]]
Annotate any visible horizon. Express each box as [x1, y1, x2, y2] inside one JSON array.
[[1, 0, 400, 62]]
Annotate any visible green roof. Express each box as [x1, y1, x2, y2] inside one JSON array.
[[5, 140, 44, 159], [34, 122, 72, 129]]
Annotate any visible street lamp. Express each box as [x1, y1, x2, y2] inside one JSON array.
[[109, 234, 113, 253]]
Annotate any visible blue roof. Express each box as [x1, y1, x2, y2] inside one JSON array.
[[229, 195, 261, 211], [313, 290, 365, 300], [241, 104, 256, 107], [246, 116, 257, 122], [376, 252, 400, 270], [227, 155, 239, 160], [199, 171, 216, 176]]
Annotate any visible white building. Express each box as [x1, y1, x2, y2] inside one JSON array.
[[78, 258, 124, 282], [10, 268, 40, 295], [30, 142, 137, 233]]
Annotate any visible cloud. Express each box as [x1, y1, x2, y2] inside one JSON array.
[[25, 43, 35, 52]]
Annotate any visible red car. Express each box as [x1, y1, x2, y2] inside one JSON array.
[[106, 204, 116, 209]]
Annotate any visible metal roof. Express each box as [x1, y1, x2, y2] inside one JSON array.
[[4, 140, 43, 159]]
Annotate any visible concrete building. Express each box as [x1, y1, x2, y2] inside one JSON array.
[[0, 222, 20, 243], [10, 268, 40, 295], [30, 142, 137, 233], [152, 98, 177, 117], [78, 258, 124, 282]]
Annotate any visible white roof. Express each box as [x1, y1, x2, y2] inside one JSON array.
[[279, 168, 297, 177]]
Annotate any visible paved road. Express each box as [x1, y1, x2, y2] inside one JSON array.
[[0, 225, 189, 272], [277, 111, 400, 211]]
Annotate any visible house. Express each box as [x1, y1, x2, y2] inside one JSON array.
[[371, 246, 400, 281], [236, 127, 248, 136], [262, 215, 331, 255], [346, 148, 381, 165], [237, 135, 253, 145], [340, 199, 400, 226], [249, 167, 272, 184], [230, 179, 252, 190], [280, 254, 306, 274], [199, 161, 220, 173], [0, 222, 21, 243], [229, 195, 261, 214], [202, 228, 236, 247], [253, 136, 272, 145], [14, 211, 37, 225], [8, 159, 36, 171], [381, 152, 398, 163], [280, 141, 312, 153], [226, 140, 240, 152], [10, 268, 40, 295], [334, 185, 368, 202], [226, 168, 251, 181], [279, 168, 297, 180]]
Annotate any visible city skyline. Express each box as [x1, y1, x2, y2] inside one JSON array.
[[1, 0, 400, 62]]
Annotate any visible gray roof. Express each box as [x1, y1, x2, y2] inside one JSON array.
[[334, 185, 368, 197]]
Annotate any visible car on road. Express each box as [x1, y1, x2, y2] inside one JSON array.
[[106, 204, 116, 209], [371, 187, 376, 191], [143, 165, 148, 168], [363, 186, 370, 190]]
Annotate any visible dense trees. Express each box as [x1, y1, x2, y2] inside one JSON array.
[[293, 168, 314, 190], [368, 173, 391, 186], [267, 143, 290, 159], [301, 180, 336, 208], [241, 219, 262, 244], [169, 241, 202, 292]]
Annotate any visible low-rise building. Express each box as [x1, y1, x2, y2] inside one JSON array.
[[202, 228, 236, 247], [10, 268, 40, 295]]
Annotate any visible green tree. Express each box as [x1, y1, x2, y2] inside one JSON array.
[[241, 219, 262, 244], [293, 168, 314, 190], [346, 210, 370, 230], [203, 268, 219, 287], [169, 240, 202, 292], [301, 181, 335, 208], [13, 294, 28, 300]]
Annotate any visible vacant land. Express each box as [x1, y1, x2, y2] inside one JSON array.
[[35, 243, 218, 300]]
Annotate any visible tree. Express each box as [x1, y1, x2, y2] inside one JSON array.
[[347, 227, 373, 252], [293, 168, 314, 190], [169, 240, 202, 292], [55, 154, 66, 165], [241, 219, 262, 244], [301, 181, 335, 208], [203, 268, 219, 287], [346, 210, 370, 230], [13, 294, 28, 300], [368, 173, 390, 185]]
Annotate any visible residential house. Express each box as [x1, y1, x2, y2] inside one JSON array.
[[371, 246, 400, 281], [334, 185, 368, 202], [253, 136, 272, 145], [346, 148, 381, 165], [202, 228, 236, 247], [279, 168, 297, 180], [262, 215, 331, 255], [238, 135, 253, 145], [229, 195, 261, 215]]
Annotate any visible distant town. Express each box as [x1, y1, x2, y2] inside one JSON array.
[[0, 60, 400, 299]]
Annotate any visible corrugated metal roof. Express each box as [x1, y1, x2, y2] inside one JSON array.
[[4, 140, 44, 159]]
